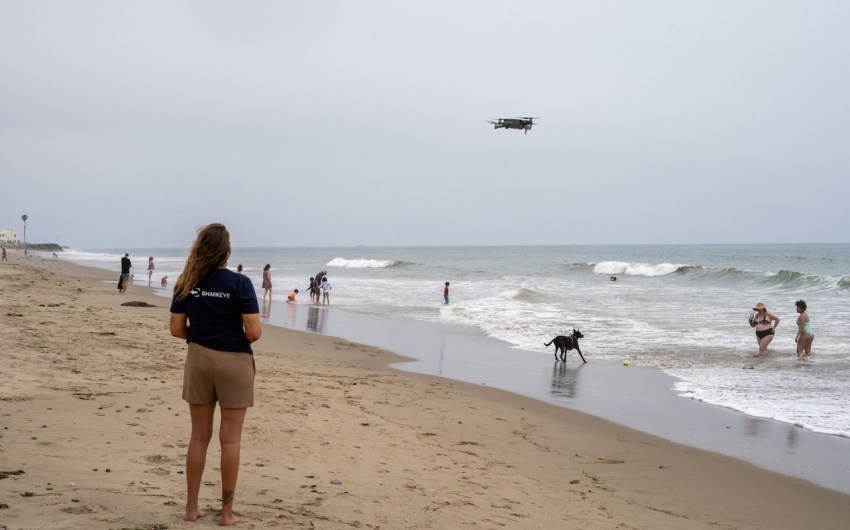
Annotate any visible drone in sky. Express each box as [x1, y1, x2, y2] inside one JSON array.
[[488, 117, 539, 134]]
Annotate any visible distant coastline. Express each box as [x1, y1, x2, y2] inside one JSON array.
[[2, 242, 64, 252]]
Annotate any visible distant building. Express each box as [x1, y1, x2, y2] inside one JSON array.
[[0, 228, 21, 246]]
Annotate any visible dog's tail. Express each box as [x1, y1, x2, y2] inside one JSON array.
[[544, 339, 554, 347]]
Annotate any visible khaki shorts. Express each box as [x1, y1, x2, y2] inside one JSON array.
[[182, 342, 255, 408]]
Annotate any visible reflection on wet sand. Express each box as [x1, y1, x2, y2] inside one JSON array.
[[744, 416, 771, 438], [285, 299, 297, 325], [262, 299, 272, 319], [742, 416, 805, 453], [785, 424, 800, 452], [550, 362, 582, 399], [307, 305, 327, 333]]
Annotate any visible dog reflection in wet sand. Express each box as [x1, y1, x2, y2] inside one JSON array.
[[544, 329, 586, 363]]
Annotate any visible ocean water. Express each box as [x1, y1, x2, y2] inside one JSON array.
[[61, 244, 850, 438]]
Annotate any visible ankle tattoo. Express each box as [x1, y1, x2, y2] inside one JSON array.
[[221, 489, 235, 506]]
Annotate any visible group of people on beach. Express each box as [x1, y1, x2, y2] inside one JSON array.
[[122, 254, 335, 305], [116, 255, 166, 292], [748, 300, 814, 358], [260, 265, 332, 304], [163, 223, 456, 524], [156, 222, 824, 526], [311, 271, 332, 304]]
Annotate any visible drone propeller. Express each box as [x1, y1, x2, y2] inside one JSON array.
[[519, 116, 540, 121]]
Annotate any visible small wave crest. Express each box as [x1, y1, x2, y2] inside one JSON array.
[[593, 261, 684, 277], [326, 257, 401, 268], [772, 269, 805, 283], [505, 287, 539, 301], [763, 269, 845, 291]]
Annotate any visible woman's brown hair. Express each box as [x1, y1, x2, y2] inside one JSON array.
[[173, 223, 231, 300]]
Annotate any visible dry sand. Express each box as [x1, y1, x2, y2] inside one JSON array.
[[2, 256, 849, 529]]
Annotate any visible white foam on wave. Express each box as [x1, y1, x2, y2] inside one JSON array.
[[61, 248, 121, 263], [593, 261, 683, 277], [671, 365, 850, 438], [327, 257, 397, 268]]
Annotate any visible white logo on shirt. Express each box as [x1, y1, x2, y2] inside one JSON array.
[[190, 288, 231, 299]]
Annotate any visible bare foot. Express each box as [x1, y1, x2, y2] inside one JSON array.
[[220, 512, 241, 526], [185, 507, 206, 522]]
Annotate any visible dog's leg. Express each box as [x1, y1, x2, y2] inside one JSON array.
[[575, 345, 587, 363]]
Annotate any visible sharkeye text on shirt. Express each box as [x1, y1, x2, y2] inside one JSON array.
[[190, 288, 232, 299], [200, 290, 231, 299]]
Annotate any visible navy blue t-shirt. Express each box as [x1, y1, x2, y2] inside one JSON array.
[[169, 268, 259, 354]]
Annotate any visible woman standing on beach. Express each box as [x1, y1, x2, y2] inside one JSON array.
[[147, 256, 155, 285], [795, 300, 814, 357], [262, 264, 272, 300], [748, 302, 780, 356], [169, 223, 262, 525]]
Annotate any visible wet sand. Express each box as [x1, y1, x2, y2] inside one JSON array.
[[2, 255, 850, 529], [271, 301, 850, 495]]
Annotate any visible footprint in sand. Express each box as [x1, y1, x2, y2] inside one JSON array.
[[62, 505, 95, 514], [144, 454, 174, 465]]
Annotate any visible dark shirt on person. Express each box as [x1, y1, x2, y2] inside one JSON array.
[[121, 256, 131, 274], [169, 268, 259, 354]]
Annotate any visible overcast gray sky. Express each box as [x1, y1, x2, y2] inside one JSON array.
[[2, 1, 849, 248]]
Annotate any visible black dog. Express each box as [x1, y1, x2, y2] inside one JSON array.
[[544, 329, 586, 363]]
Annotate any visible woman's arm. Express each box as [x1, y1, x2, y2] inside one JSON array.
[[769, 312, 780, 328], [170, 312, 189, 339], [243, 313, 262, 343]]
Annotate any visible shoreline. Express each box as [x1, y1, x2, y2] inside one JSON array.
[[268, 299, 850, 496], [2, 255, 850, 529]]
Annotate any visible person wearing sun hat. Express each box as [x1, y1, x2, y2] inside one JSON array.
[[748, 302, 780, 356]]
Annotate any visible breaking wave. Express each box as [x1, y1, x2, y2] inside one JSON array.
[[593, 261, 684, 277], [326, 257, 402, 268], [505, 287, 540, 301]]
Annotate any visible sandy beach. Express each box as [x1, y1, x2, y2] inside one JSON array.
[[2, 256, 850, 529]]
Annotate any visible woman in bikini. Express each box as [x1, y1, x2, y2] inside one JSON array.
[[748, 302, 780, 356], [794, 299, 814, 358]]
